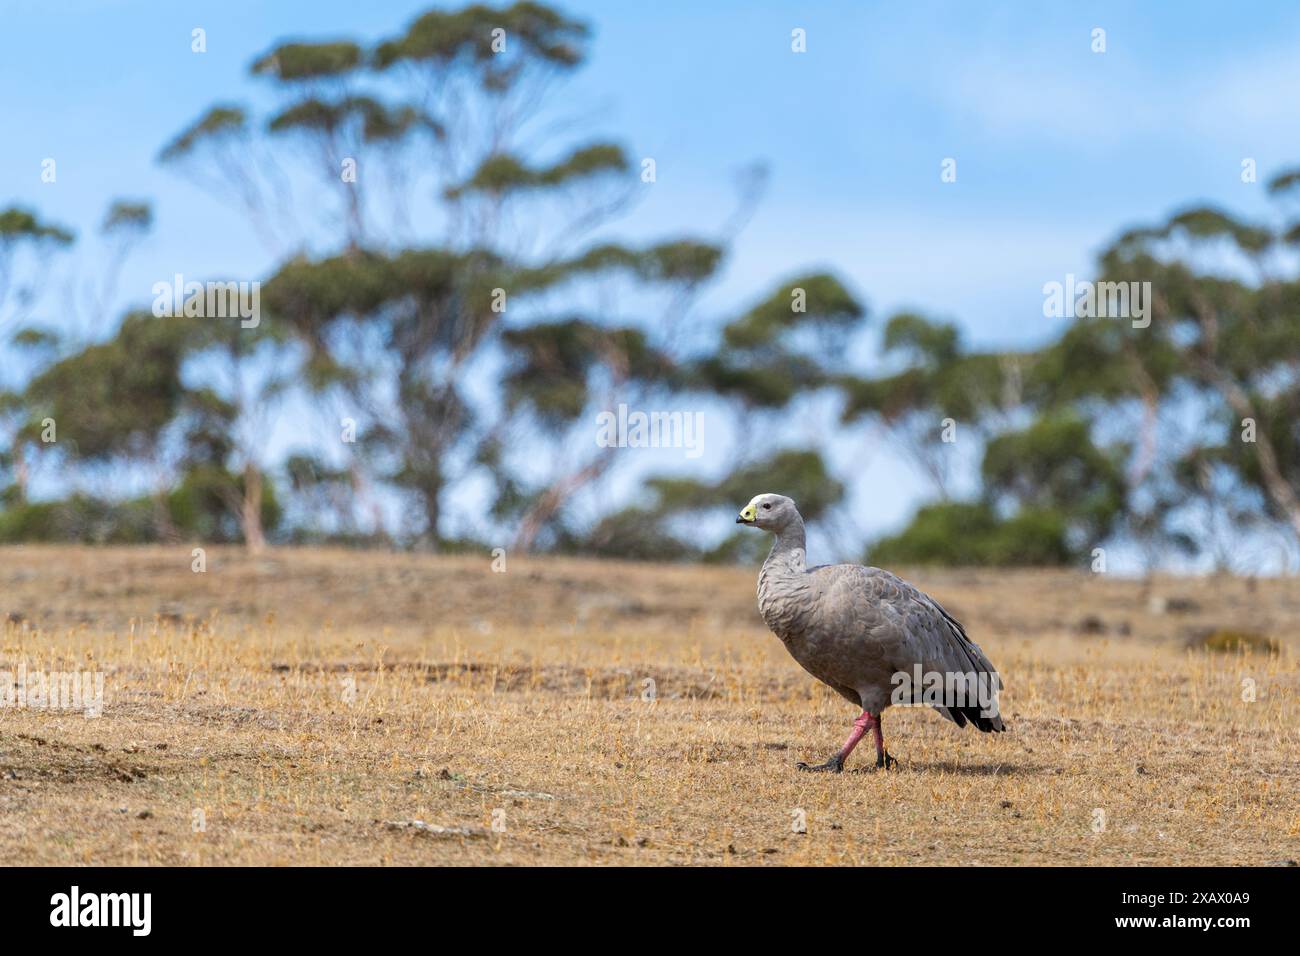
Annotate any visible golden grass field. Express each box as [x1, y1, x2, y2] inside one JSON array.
[[1, 545, 1296, 866]]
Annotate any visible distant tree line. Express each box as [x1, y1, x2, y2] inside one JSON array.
[[2, 3, 1297, 571]]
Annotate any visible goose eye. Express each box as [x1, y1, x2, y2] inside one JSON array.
[[762, 503, 772, 510]]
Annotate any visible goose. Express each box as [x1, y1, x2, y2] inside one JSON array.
[[736, 493, 1005, 772]]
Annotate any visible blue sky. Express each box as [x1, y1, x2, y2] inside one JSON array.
[[4, 0, 1299, 563]]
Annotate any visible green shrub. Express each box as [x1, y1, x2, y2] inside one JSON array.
[[1187, 628, 1279, 655]]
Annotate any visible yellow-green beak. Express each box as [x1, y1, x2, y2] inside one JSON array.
[[736, 504, 757, 524]]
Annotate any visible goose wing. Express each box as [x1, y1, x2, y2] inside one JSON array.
[[811, 564, 1005, 731]]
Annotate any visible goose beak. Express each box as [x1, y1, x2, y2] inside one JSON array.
[[736, 504, 757, 525]]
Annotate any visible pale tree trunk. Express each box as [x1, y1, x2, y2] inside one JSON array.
[[151, 490, 180, 543], [241, 462, 266, 554], [511, 356, 632, 554], [149, 450, 180, 543], [1124, 341, 1161, 488], [348, 462, 388, 544], [512, 453, 614, 553], [1192, 297, 1300, 542], [13, 445, 27, 503], [1213, 376, 1300, 541]]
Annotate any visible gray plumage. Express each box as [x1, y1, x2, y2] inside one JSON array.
[[737, 493, 1004, 766]]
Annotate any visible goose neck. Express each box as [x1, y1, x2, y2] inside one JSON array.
[[765, 520, 807, 573]]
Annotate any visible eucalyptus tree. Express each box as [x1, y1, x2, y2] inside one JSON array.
[[546, 273, 864, 562], [836, 311, 1019, 500], [864, 411, 1128, 568], [163, 3, 751, 548], [0, 207, 74, 324], [0, 207, 74, 503], [1086, 186, 1300, 551], [837, 311, 1133, 566], [21, 312, 191, 539], [177, 307, 298, 552]]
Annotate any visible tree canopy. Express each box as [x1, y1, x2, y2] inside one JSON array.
[[2, 3, 1298, 574]]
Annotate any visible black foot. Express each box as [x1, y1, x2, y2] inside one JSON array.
[[874, 750, 899, 771], [796, 755, 844, 773]]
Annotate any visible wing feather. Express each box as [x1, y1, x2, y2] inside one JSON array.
[[808, 564, 1005, 732]]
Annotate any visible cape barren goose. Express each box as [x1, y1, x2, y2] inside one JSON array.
[[736, 493, 1005, 772]]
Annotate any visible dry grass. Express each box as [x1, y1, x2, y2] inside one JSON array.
[[1, 545, 1297, 865]]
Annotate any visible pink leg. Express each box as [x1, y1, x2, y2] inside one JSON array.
[[836, 711, 874, 762], [798, 710, 884, 773], [871, 713, 897, 769]]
